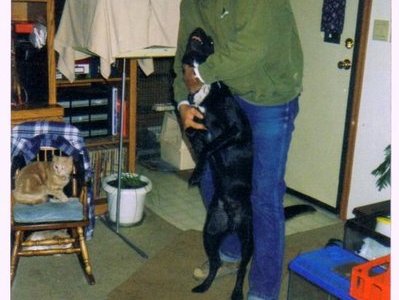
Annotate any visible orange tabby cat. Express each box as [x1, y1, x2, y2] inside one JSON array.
[[13, 156, 74, 205]]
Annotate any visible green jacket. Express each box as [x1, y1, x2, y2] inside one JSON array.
[[173, 0, 303, 106]]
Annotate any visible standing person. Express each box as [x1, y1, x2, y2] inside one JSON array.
[[173, 1, 303, 299]]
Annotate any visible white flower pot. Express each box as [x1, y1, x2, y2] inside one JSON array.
[[102, 173, 152, 226]]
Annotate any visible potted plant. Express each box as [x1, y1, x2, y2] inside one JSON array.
[[371, 144, 391, 237], [372, 144, 391, 191], [102, 173, 152, 226]]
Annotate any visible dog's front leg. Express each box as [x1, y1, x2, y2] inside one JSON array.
[[188, 149, 209, 185], [189, 124, 239, 185], [202, 124, 241, 157], [188, 125, 239, 185]]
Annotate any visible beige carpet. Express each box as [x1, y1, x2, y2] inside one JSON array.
[[108, 222, 345, 300], [11, 208, 182, 300]]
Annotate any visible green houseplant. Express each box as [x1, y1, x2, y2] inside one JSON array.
[[107, 173, 148, 189], [102, 173, 152, 226], [372, 145, 391, 191]]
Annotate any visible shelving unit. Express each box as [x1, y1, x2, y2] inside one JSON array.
[[11, 0, 138, 166], [11, 0, 62, 124], [11, 0, 138, 215], [55, 61, 137, 176]]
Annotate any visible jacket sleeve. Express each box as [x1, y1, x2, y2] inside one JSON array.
[[172, 0, 197, 104]]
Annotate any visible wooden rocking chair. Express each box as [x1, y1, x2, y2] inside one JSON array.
[[11, 123, 95, 285]]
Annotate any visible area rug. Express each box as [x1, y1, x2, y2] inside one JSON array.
[[108, 222, 345, 300]]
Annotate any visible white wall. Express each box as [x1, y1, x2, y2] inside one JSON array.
[[346, 0, 391, 218], [1, 1, 11, 296]]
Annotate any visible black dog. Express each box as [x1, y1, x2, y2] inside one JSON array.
[[182, 28, 315, 300]]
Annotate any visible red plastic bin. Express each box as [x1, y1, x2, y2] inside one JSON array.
[[15, 23, 34, 34], [350, 255, 390, 300]]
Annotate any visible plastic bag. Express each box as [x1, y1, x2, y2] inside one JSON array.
[[29, 22, 47, 49]]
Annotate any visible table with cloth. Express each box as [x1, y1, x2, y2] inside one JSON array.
[[54, 0, 181, 82]]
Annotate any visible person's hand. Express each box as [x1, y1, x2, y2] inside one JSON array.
[[179, 104, 206, 130], [183, 64, 203, 93]]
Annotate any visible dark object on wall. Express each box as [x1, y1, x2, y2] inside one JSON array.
[[320, 0, 347, 44]]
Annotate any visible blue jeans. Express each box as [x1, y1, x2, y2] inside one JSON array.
[[199, 96, 299, 300]]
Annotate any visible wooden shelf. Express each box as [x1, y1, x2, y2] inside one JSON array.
[[13, 0, 48, 3], [85, 136, 129, 148], [11, 104, 64, 126], [57, 77, 130, 88]]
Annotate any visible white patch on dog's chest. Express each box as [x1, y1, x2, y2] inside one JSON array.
[[197, 105, 206, 114], [193, 84, 211, 106]]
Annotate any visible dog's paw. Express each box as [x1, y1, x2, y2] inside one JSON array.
[[188, 175, 201, 186], [188, 167, 203, 186], [231, 290, 244, 300], [192, 283, 209, 293]]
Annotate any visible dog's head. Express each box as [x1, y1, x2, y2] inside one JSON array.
[[182, 28, 214, 66]]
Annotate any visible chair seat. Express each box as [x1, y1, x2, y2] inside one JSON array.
[[14, 198, 84, 223]]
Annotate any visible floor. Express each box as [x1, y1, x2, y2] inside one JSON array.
[[137, 162, 341, 235], [9, 159, 343, 300]]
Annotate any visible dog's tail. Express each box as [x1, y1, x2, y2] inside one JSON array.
[[284, 204, 316, 220]]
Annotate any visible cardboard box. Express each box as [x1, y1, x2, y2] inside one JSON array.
[[160, 112, 195, 170]]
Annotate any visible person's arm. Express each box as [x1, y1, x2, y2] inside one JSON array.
[[179, 64, 206, 130]]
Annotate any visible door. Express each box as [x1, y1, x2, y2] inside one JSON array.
[[286, 0, 359, 209]]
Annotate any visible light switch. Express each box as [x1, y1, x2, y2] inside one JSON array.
[[373, 19, 390, 41]]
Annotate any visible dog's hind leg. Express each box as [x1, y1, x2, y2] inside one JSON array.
[[192, 206, 228, 293], [231, 220, 253, 300], [192, 231, 224, 293]]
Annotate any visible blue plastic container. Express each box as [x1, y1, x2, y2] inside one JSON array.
[[288, 245, 366, 300]]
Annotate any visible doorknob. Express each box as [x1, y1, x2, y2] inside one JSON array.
[[337, 59, 352, 70], [345, 38, 354, 49]]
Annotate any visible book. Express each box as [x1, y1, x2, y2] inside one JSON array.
[[110, 86, 128, 137], [111, 86, 118, 135]]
